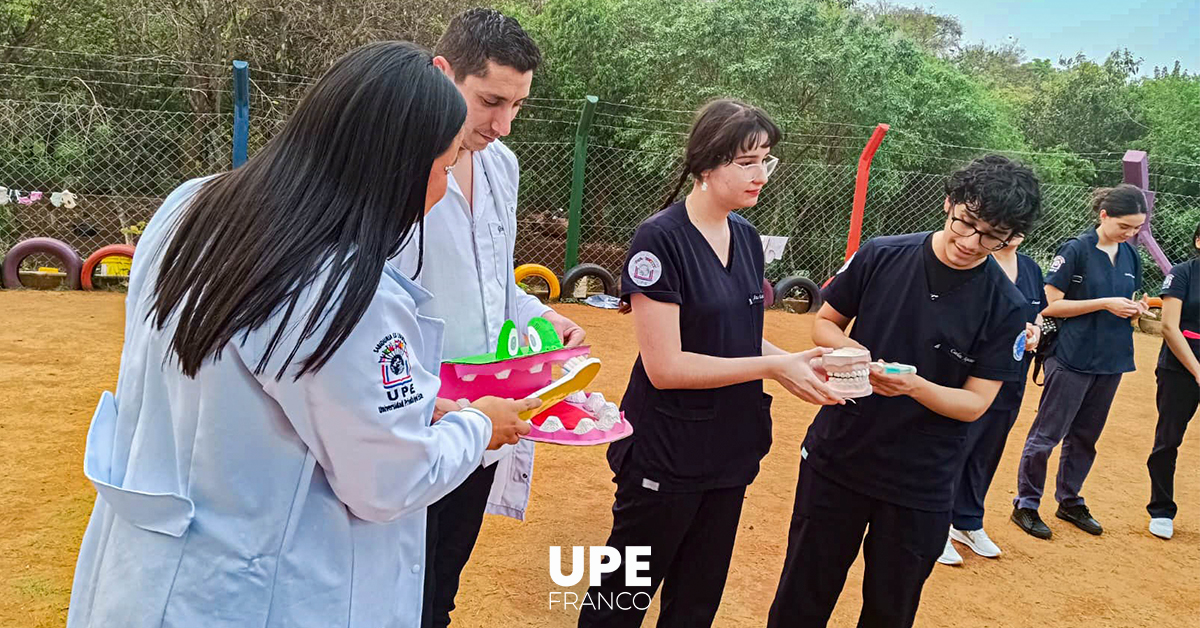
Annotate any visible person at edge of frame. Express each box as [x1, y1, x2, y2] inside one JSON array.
[[1145, 220, 1200, 541]]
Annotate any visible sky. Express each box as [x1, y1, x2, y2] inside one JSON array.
[[923, 0, 1199, 75]]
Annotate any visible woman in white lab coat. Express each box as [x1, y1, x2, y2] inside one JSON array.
[[67, 41, 535, 628]]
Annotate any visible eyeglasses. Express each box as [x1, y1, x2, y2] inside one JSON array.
[[948, 214, 1013, 251], [731, 155, 779, 180]]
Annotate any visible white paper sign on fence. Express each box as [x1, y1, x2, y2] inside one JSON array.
[[760, 235, 789, 264]]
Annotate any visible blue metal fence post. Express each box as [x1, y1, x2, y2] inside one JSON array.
[[232, 60, 250, 168]]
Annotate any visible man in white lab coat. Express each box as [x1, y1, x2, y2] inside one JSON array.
[[390, 8, 586, 628]]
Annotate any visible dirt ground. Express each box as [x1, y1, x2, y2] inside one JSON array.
[[1, 293, 1196, 627]]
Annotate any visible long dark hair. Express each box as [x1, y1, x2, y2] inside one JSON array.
[[661, 98, 782, 210], [151, 41, 466, 380]]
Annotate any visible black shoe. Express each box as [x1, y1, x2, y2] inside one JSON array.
[[1011, 507, 1052, 539], [1056, 504, 1103, 535]]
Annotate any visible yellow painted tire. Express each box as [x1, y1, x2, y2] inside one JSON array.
[[514, 263, 561, 301]]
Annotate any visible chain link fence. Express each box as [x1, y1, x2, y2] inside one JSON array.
[[0, 98, 230, 266], [1, 61, 1197, 295], [0, 49, 233, 282]]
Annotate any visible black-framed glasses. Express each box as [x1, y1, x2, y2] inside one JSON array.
[[948, 215, 1013, 251]]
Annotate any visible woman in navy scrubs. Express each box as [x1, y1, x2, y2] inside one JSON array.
[[940, 234, 1046, 565], [1013, 184, 1148, 539], [1146, 221, 1200, 540], [768, 155, 1040, 628], [576, 99, 842, 628]]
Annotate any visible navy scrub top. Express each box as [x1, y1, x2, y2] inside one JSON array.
[[1045, 229, 1143, 375], [609, 201, 772, 493], [991, 253, 1047, 411], [1157, 258, 1200, 374], [802, 233, 1027, 512]]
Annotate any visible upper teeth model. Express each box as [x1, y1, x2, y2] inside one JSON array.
[[820, 347, 873, 397]]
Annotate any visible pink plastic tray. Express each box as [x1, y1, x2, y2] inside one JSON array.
[[521, 400, 633, 446]]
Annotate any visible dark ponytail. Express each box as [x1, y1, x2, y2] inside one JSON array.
[[661, 170, 691, 211], [1092, 184, 1148, 219], [660, 98, 781, 210]]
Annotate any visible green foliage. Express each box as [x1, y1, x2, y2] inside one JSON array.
[[0, 0, 1195, 277]]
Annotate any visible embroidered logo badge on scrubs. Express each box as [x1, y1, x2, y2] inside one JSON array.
[[1049, 255, 1065, 272], [628, 251, 662, 287], [1013, 330, 1026, 362], [1162, 274, 1174, 291], [376, 334, 412, 389]]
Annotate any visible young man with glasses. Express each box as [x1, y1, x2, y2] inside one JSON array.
[[767, 155, 1042, 628]]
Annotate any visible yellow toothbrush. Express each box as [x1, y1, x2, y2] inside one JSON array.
[[520, 357, 601, 421]]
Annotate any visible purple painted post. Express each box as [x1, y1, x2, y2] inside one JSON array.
[[1122, 149, 1172, 274]]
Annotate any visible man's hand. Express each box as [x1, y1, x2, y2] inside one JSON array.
[[543, 310, 586, 347], [868, 366, 924, 398]]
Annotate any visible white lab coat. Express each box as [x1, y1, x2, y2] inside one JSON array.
[[67, 178, 492, 628], [391, 139, 544, 520]]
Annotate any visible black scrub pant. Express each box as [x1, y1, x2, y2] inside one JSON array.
[[1147, 367, 1200, 520], [576, 471, 746, 628], [768, 461, 948, 628], [422, 463, 497, 628], [952, 406, 1022, 531], [1015, 357, 1122, 510]]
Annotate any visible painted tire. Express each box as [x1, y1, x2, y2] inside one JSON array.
[[762, 277, 775, 308], [2, 237, 84, 289], [562, 263, 618, 298], [773, 276, 822, 314], [514, 263, 561, 301], [81, 244, 136, 290]]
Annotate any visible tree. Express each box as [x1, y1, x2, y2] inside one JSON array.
[[862, 1, 963, 58], [1019, 50, 1147, 160], [1136, 70, 1200, 196]]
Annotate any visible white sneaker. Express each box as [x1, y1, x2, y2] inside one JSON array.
[[950, 526, 1002, 558], [937, 536, 963, 566], [1149, 518, 1174, 540]]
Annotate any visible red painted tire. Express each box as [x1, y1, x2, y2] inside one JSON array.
[[762, 277, 775, 308], [81, 244, 136, 290], [2, 237, 84, 289]]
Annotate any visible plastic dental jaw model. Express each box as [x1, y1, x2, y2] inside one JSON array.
[[822, 347, 873, 398]]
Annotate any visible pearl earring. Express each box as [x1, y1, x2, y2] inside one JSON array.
[[701, 181, 708, 191]]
